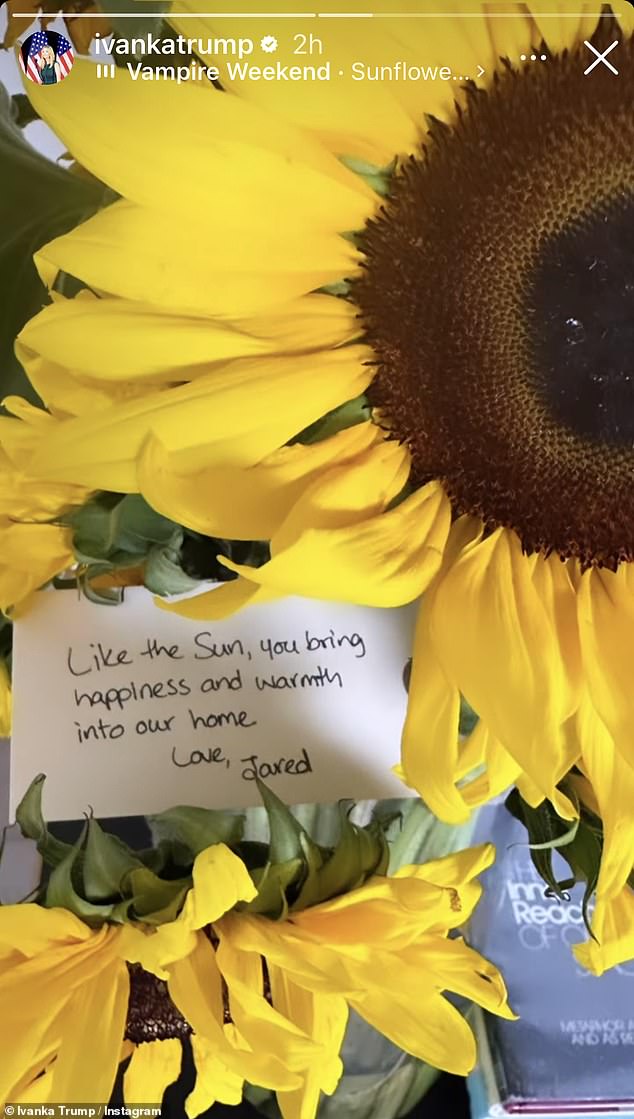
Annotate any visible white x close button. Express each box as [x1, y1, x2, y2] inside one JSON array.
[[583, 39, 619, 75]]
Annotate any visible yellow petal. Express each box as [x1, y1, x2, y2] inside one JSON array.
[[350, 981, 476, 1075], [19, 298, 276, 384], [574, 887, 634, 976], [36, 204, 359, 320], [216, 913, 352, 997], [578, 565, 634, 774], [0, 905, 91, 956], [49, 954, 129, 1103], [0, 660, 11, 737], [168, 939, 302, 1092], [578, 701, 634, 906], [400, 598, 466, 824], [138, 423, 381, 542], [117, 919, 196, 981], [430, 529, 578, 808], [156, 577, 277, 623], [30, 348, 372, 492], [186, 1034, 243, 1117], [181, 844, 258, 929], [216, 934, 322, 1070], [0, 524, 74, 613], [26, 63, 374, 227], [528, 2, 603, 52], [400, 937, 515, 1021], [290, 875, 459, 947], [460, 725, 522, 810], [269, 969, 347, 1119], [216, 477, 451, 610], [393, 844, 495, 930], [124, 1039, 182, 1105], [170, 2, 420, 164]]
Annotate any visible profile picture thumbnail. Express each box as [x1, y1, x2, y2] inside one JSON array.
[[19, 29, 75, 85]]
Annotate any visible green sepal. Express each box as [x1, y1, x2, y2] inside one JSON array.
[[15, 775, 74, 869], [147, 805, 244, 861], [121, 867, 190, 925], [293, 803, 387, 910], [144, 530, 201, 596], [458, 696, 479, 737], [68, 494, 176, 565], [504, 786, 605, 935], [45, 824, 114, 925], [293, 396, 370, 447], [505, 787, 580, 903], [244, 858, 305, 920], [83, 817, 144, 902], [257, 780, 322, 874], [339, 154, 397, 196]]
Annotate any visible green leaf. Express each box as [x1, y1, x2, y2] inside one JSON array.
[[45, 825, 114, 925], [15, 775, 73, 868], [82, 817, 144, 901], [147, 805, 244, 860]]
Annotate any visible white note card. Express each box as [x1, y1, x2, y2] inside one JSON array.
[[11, 589, 418, 820]]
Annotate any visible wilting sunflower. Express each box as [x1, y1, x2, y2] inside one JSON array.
[[1, 789, 513, 1118], [9, 1, 634, 968]]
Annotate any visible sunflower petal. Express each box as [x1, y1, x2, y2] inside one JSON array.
[[269, 968, 347, 1119], [26, 63, 374, 228], [124, 1039, 182, 1105], [430, 529, 578, 809], [400, 599, 466, 824], [35, 204, 360, 320], [138, 423, 381, 542], [182, 844, 258, 928], [18, 298, 274, 383], [49, 954, 129, 1102], [186, 1035, 243, 1117], [578, 565, 634, 774], [29, 348, 372, 492], [216, 478, 450, 610]]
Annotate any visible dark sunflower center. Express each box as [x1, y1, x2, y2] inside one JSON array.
[[530, 194, 634, 445], [125, 964, 192, 1044], [355, 19, 634, 568]]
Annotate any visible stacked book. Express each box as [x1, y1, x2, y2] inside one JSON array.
[[467, 805, 634, 1118]]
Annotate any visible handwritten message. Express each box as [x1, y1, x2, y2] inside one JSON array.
[[11, 590, 417, 819]]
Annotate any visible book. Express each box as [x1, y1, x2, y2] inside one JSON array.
[[467, 805, 634, 1116]]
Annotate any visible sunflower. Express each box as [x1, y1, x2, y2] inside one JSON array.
[[10, 1, 634, 968], [0, 825, 512, 1116]]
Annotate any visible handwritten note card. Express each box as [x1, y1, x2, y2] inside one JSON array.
[[11, 590, 417, 820]]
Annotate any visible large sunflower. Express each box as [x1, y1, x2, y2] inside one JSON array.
[[7, 1, 634, 969]]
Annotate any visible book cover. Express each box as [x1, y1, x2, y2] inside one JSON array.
[[468, 804, 634, 1111]]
